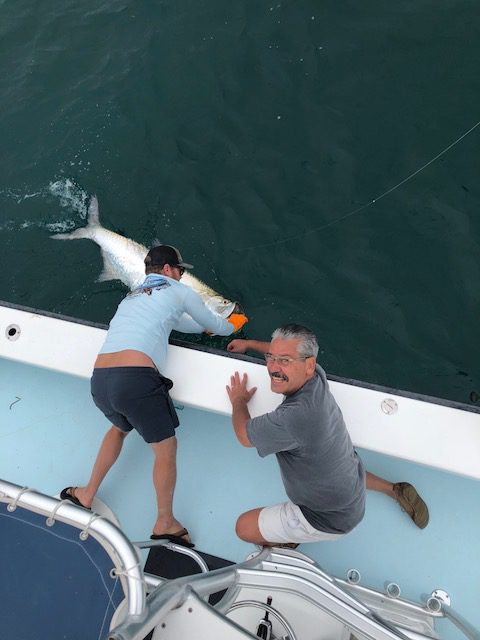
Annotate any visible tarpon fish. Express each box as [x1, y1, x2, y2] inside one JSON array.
[[51, 195, 239, 319]]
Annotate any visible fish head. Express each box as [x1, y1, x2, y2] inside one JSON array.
[[204, 296, 240, 319]]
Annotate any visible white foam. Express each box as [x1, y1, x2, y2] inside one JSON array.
[[0, 188, 43, 204], [48, 178, 89, 219], [45, 220, 77, 233], [0, 179, 89, 234]]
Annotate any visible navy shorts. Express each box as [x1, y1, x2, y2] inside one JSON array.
[[90, 367, 180, 444]]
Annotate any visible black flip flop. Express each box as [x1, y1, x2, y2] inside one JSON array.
[[150, 527, 195, 548], [60, 487, 91, 511]]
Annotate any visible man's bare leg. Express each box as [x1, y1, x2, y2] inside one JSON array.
[[366, 471, 429, 528], [236, 508, 298, 548], [150, 436, 189, 539], [72, 425, 128, 508], [366, 471, 395, 497], [236, 508, 270, 544]]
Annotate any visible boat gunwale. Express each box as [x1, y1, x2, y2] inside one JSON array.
[[1, 298, 478, 416]]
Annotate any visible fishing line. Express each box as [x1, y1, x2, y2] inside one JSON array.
[[237, 119, 480, 251]]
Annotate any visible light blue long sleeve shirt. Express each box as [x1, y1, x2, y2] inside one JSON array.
[[99, 274, 234, 372]]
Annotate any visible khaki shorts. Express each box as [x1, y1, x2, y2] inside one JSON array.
[[259, 501, 346, 544]]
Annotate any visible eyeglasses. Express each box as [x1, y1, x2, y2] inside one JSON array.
[[175, 265, 185, 276], [264, 353, 311, 366]]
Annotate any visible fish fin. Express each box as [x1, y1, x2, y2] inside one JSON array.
[[96, 250, 120, 283], [51, 195, 100, 240], [87, 195, 100, 227], [50, 228, 90, 240]]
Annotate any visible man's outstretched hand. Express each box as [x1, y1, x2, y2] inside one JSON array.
[[226, 372, 257, 405]]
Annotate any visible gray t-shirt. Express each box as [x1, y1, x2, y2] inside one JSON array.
[[247, 365, 365, 533]]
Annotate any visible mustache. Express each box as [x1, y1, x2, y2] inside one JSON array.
[[270, 372, 288, 382]]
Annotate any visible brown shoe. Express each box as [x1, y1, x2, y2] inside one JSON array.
[[393, 482, 429, 529]]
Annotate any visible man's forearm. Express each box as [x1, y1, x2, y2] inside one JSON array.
[[244, 340, 270, 355], [232, 399, 254, 447]]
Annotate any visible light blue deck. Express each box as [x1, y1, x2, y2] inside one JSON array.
[[2, 358, 479, 637]]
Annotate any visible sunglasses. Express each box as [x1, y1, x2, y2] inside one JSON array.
[[175, 265, 185, 276]]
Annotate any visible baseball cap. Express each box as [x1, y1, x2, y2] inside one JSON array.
[[144, 245, 194, 269]]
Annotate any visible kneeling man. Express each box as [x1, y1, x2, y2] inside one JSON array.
[[226, 324, 365, 547]]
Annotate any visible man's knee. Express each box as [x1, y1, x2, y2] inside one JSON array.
[[235, 509, 264, 542], [111, 426, 129, 439], [235, 513, 250, 541], [150, 435, 177, 456]]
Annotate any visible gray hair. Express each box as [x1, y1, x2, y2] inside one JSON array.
[[271, 324, 319, 359]]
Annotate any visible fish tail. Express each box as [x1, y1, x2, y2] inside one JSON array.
[[50, 194, 100, 240], [86, 194, 100, 226]]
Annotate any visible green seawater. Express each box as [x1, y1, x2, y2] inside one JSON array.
[[1, 0, 479, 404]]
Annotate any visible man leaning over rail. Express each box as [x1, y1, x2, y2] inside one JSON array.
[[226, 324, 428, 548], [61, 244, 247, 546]]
